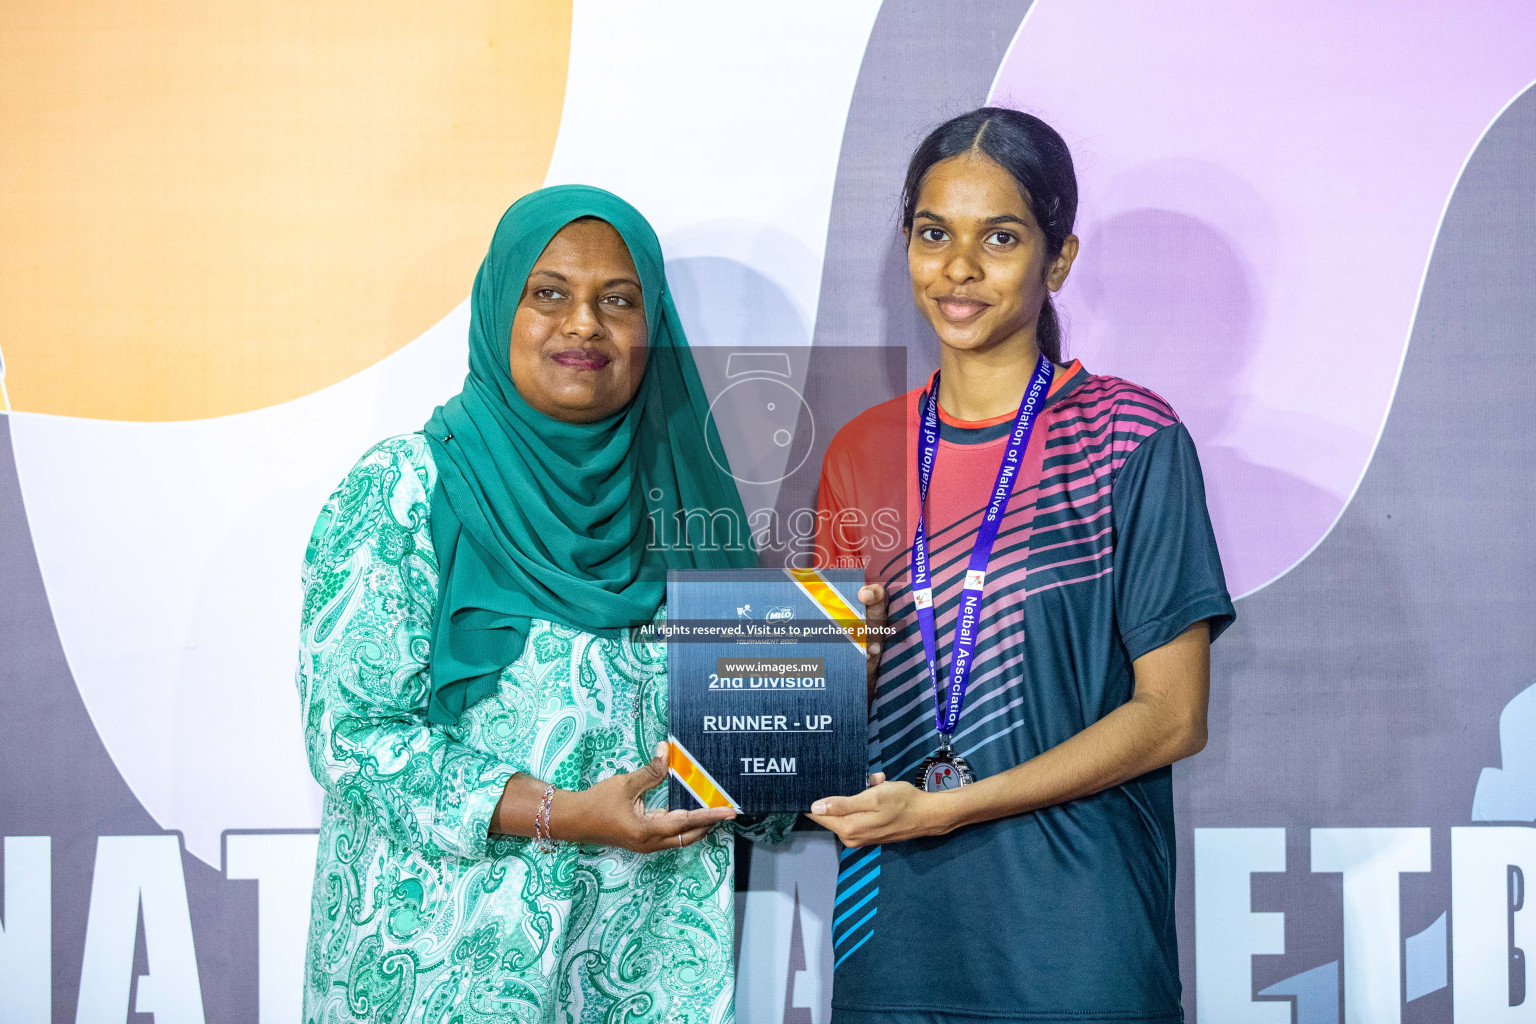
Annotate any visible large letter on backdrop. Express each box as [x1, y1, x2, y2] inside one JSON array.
[[1194, 828, 1287, 1023], [77, 836, 204, 1024], [1452, 827, 1536, 1022], [0, 836, 51, 1023]]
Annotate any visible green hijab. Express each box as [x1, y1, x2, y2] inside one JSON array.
[[423, 185, 753, 725]]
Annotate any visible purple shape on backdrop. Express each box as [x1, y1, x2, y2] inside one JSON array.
[[988, 1, 1536, 596], [1070, 207, 1338, 600]]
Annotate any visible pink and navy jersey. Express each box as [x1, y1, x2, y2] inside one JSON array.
[[815, 363, 1234, 1024]]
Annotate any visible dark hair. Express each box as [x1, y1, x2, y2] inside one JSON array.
[[901, 107, 1078, 363]]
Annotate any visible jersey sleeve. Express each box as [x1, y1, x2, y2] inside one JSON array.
[[296, 435, 518, 861], [1111, 422, 1236, 661]]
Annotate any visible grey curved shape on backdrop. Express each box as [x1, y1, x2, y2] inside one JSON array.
[[0, 422, 257, 1017], [1177, 82, 1536, 1022], [808, 0, 1033, 393]]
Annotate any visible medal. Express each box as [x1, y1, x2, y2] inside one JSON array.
[[916, 744, 976, 792], [907, 354, 1054, 790]]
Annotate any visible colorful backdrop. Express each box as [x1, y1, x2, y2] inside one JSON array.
[[2, 2, 1534, 1021]]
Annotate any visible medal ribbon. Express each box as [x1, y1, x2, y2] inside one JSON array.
[[911, 353, 1054, 741]]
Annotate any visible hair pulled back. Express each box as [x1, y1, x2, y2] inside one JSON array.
[[901, 107, 1077, 362]]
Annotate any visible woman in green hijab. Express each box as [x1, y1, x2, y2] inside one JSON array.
[[296, 185, 790, 1022]]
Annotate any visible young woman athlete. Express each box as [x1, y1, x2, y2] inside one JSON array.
[[811, 108, 1234, 1024]]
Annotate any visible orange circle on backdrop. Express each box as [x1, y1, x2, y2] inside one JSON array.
[[0, 1, 571, 421]]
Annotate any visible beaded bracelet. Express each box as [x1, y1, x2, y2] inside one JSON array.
[[534, 783, 558, 854]]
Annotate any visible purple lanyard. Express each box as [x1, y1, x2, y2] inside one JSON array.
[[911, 353, 1054, 742]]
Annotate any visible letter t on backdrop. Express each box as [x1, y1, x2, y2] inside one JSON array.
[[1311, 827, 1432, 1024]]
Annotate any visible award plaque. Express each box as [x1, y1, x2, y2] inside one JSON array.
[[666, 568, 870, 812]]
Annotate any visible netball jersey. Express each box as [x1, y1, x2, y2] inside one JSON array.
[[814, 362, 1234, 1023]]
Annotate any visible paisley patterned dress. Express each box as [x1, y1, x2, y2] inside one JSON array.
[[296, 433, 790, 1024]]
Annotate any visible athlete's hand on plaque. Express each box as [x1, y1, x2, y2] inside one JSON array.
[[560, 743, 736, 853], [807, 772, 949, 848], [859, 583, 887, 705]]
